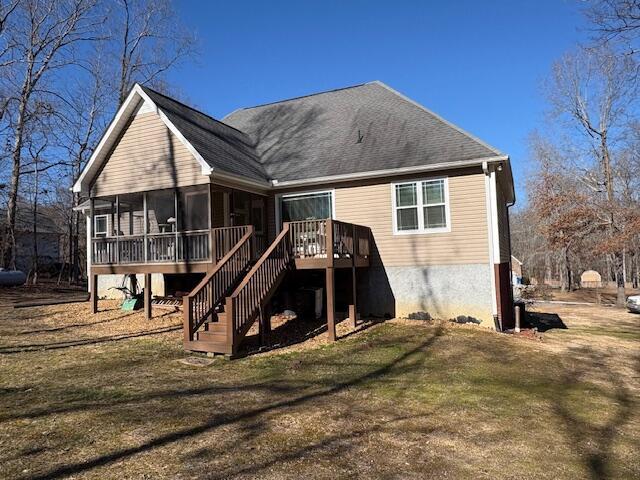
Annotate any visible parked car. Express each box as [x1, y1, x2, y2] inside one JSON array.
[[627, 295, 640, 314]]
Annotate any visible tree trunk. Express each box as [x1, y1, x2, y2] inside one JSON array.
[[601, 135, 626, 306], [614, 251, 626, 306], [72, 201, 80, 282], [561, 246, 572, 292], [67, 214, 73, 284], [31, 159, 39, 284], [2, 76, 30, 270]]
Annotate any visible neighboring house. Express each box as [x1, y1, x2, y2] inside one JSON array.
[[0, 202, 63, 273], [73, 81, 515, 356]]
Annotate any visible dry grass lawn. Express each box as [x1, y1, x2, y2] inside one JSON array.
[[0, 293, 639, 479]]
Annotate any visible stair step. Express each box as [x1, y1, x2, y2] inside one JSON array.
[[197, 331, 227, 344], [185, 339, 231, 355], [203, 322, 227, 334]]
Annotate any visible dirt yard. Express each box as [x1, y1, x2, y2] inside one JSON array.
[[0, 293, 638, 479]]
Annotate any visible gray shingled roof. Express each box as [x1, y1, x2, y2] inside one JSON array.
[[140, 86, 269, 182], [222, 81, 501, 183]]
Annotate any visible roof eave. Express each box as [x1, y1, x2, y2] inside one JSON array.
[[270, 155, 509, 189]]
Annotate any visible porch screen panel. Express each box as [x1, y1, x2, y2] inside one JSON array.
[[281, 192, 332, 222], [118, 193, 144, 235], [147, 190, 176, 233], [179, 187, 209, 231]]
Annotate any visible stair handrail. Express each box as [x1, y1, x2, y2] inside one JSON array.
[[183, 225, 254, 343], [226, 223, 292, 345]]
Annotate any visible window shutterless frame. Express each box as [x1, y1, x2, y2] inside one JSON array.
[[94, 214, 109, 238], [391, 177, 451, 235], [275, 189, 336, 232]]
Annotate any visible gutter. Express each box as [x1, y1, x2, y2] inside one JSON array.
[[271, 155, 508, 189]]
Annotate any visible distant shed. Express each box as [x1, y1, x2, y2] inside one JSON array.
[[580, 270, 602, 289]]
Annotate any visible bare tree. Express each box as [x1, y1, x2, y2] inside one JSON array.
[[1, 0, 102, 269], [106, 0, 197, 103], [588, 0, 640, 54], [59, 54, 110, 282], [546, 46, 638, 305], [527, 135, 601, 291]]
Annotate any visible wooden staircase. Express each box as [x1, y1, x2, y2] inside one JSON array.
[[183, 226, 255, 354], [184, 219, 372, 357], [183, 224, 292, 356]]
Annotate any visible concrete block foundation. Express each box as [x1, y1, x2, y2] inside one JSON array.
[[358, 264, 495, 328]]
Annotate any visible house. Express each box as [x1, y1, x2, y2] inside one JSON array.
[[0, 202, 64, 273], [72, 81, 515, 356]]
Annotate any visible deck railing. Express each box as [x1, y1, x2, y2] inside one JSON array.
[[227, 224, 292, 347], [288, 219, 328, 258], [91, 226, 250, 265], [184, 226, 254, 341], [287, 219, 371, 262]]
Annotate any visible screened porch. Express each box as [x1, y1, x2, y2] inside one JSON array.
[[89, 185, 266, 267]]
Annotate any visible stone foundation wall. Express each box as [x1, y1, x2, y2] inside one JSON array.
[[358, 264, 496, 329]]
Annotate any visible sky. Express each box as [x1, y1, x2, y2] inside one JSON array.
[[169, 0, 591, 204]]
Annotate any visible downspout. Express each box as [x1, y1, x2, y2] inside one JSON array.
[[483, 161, 499, 329]]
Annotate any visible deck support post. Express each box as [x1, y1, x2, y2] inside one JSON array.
[[226, 297, 235, 357], [326, 266, 336, 341], [90, 274, 98, 313], [259, 303, 271, 348], [349, 266, 357, 328], [184, 295, 193, 344], [144, 273, 152, 320]]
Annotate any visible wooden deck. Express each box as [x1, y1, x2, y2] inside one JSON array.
[[90, 217, 372, 356]]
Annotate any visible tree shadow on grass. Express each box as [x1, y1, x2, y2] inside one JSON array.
[[0, 321, 180, 354], [239, 313, 386, 357], [15, 311, 138, 335], [22, 326, 445, 480], [465, 338, 638, 480], [0, 382, 306, 423], [550, 347, 638, 480], [205, 412, 439, 480]]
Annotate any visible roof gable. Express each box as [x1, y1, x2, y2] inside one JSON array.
[[73, 85, 213, 194], [91, 108, 209, 196]]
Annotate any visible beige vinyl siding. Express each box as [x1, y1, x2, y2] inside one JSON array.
[[496, 187, 511, 264], [334, 172, 489, 266], [92, 112, 207, 196]]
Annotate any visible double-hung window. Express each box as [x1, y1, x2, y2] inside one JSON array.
[[393, 178, 449, 234], [94, 214, 109, 238]]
